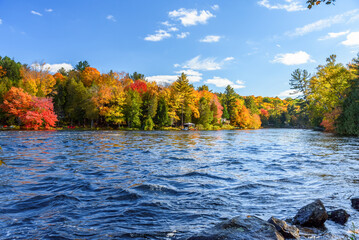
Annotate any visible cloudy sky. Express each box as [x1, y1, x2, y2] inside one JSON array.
[[1, 0, 359, 97]]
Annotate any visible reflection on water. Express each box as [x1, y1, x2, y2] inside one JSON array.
[[0, 129, 358, 239]]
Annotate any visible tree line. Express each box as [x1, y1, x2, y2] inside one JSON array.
[[290, 53, 359, 136], [1, 54, 356, 133]]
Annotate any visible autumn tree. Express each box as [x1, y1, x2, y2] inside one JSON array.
[[173, 73, 197, 126], [19, 63, 56, 97], [81, 67, 101, 87], [307, 55, 353, 127], [231, 99, 252, 128], [91, 73, 126, 127], [130, 79, 148, 94], [53, 72, 65, 82], [1, 87, 57, 129]]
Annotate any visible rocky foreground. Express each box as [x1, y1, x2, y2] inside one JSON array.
[[187, 197, 359, 240]]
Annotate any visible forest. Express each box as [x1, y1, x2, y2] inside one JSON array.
[[0, 52, 358, 135]]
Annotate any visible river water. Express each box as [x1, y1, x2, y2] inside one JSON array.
[[0, 129, 358, 239]]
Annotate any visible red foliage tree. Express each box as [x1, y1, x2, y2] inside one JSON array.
[[260, 108, 269, 117], [320, 108, 341, 132], [0, 87, 57, 129], [130, 80, 147, 94]]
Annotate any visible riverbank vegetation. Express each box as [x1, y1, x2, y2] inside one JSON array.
[[290, 54, 359, 136], [0, 53, 359, 134]]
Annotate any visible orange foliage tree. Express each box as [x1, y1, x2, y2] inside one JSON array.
[[81, 67, 101, 87], [53, 72, 65, 82]]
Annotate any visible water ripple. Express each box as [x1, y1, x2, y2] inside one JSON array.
[[0, 129, 358, 239]]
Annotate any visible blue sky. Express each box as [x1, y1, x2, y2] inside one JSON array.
[[1, 0, 359, 98]]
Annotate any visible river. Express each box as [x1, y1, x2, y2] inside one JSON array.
[[0, 129, 358, 239]]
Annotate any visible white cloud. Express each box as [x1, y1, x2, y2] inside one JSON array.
[[175, 69, 202, 82], [31, 10, 42, 16], [168, 27, 179, 32], [147, 72, 201, 85], [200, 35, 221, 43], [32, 63, 74, 73], [276, 44, 281, 47], [145, 30, 171, 41], [169, 8, 214, 26], [318, 30, 350, 41], [224, 57, 234, 62], [278, 89, 301, 99], [175, 69, 202, 76], [177, 32, 190, 39], [182, 56, 226, 71], [236, 80, 245, 85], [205, 76, 245, 89], [288, 10, 359, 37], [342, 32, 359, 46], [0, 19, 2, 24], [272, 51, 314, 65], [162, 21, 173, 27], [174, 63, 181, 68], [146, 75, 177, 85], [258, 0, 306, 12], [45, 9, 53, 12], [180, 56, 234, 71], [211, 5, 219, 11], [106, 15, 116, 22]]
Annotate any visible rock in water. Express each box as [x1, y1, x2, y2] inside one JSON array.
[[351, 197, 359, 211], [188, 216, 284, 240], [268, 217, 300, 239], [327, 209, 350, 225], [292, 199, 328, 227]]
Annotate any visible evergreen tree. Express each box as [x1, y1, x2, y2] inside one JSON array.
[[222, 104, 230, 120], [198, 97, 213, 128], [224, 85, 237, 119], [155, 96, 169, 127], [244, 96, 259, 114], [65, 78, 89, 124], [75, 61, 90, 72], [130, 72, 145, 80], [124, 90, 142, 128]]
